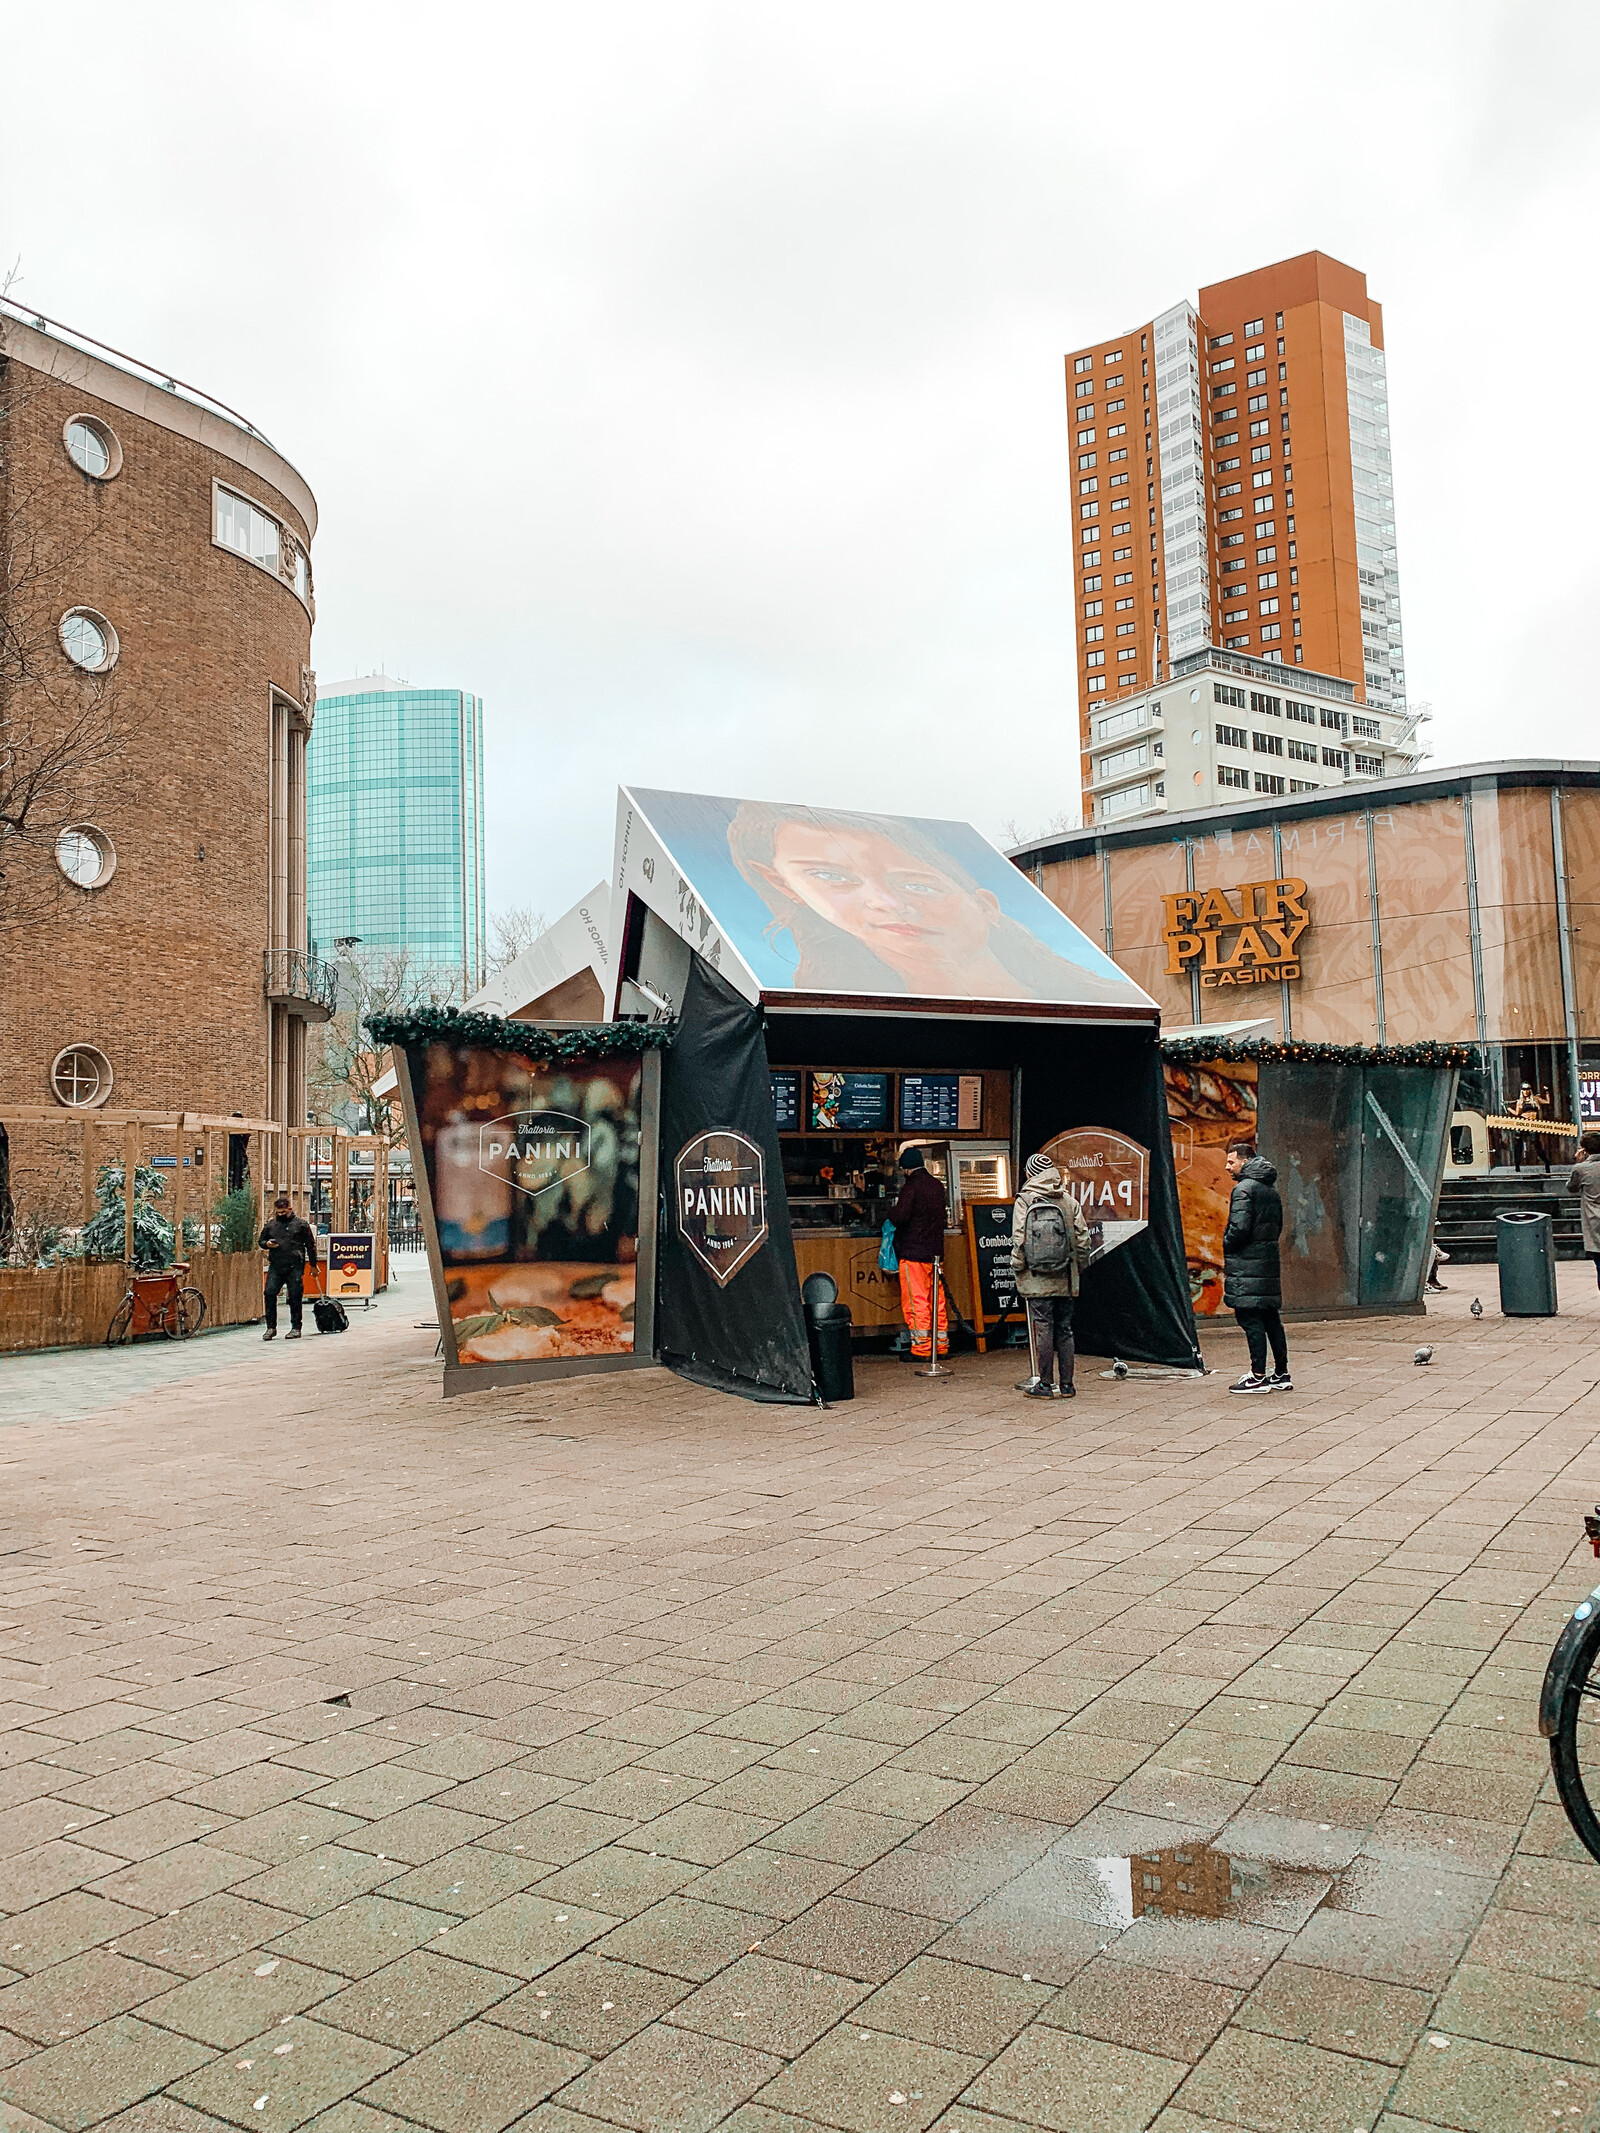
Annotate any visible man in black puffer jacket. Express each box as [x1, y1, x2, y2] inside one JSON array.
[[1223, 1141, 1291, 1394]]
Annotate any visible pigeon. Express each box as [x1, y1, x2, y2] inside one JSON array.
[[1470, 1297, 1483, 1319], [1111, 1359, 1128, 1379], [1414, 1345, 1433, 1366]]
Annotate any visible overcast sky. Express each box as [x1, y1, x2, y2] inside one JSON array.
[[4, 2, 1595, 925]]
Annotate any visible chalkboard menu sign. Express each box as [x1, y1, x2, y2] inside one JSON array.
[[810, 1071, 889, 1132], [964, 1198, 1024, 1351], [900, 1072, 984, 1134], [770, 1071, 800, 1132]]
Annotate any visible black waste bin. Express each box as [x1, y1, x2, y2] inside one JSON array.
[[1496, 1208, 1558, 1317], [801, 1272, 855, 1403]]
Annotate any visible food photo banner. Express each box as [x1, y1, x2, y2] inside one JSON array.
[[386, 1024, 664, 1394]]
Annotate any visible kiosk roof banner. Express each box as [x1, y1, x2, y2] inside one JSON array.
[[616, 787, 1155, 1018], [465, 883, 612, 1020]]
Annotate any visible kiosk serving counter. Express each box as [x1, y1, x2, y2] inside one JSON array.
[[771, 1063, 1014, 1335]]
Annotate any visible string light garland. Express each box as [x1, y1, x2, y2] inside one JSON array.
[[1161, 1036, 1472, 1069], [365, 1007, 677, 1059]]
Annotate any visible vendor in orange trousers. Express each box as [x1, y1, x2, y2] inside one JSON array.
[[891, 1146, 949, 1358]]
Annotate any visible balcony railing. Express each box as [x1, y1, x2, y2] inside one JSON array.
[[265, 950, 338, 1020]]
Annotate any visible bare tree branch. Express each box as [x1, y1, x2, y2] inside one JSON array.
[[486, 903, 547, 976], [308, 945, 463, 1143]]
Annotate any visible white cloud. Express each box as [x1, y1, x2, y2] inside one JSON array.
[[3, 0, 1594, 911]]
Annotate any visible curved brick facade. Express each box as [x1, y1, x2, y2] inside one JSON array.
[[0, 313, 318, 1205]]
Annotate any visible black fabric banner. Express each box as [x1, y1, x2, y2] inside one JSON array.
[[1026, 1034, 1203, 1371], [657, 956, 817, 1403]]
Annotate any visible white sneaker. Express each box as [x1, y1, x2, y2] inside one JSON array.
[[1229, 1373, 1272, 1394]]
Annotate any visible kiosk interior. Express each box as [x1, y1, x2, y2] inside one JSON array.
[[389, 788, 1203, 1398]]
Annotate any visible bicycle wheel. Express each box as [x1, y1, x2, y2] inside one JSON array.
[[105, 1296, 135, 1348], [177, 1288, 208, 1337], [1541, 1592, 1600, 1863]]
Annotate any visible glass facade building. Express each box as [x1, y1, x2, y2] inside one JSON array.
[[308, 677, 486, 992]]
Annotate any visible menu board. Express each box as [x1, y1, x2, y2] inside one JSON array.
[[900, 1072, 984, 1134], [964, 1198, 1024, 1351], [770, 1071, 801, 1132], [810, 1071, 889, 1132]]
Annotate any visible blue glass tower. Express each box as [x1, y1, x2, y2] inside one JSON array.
[[308, 676, 486, 993]]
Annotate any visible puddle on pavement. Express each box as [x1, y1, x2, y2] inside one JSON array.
[[1062, 1844, 1333, 1933]]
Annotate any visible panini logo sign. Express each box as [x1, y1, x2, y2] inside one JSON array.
[[676, 1130, 768, 1287], [1162, 877, 1311, 989], [1040, 1126, 1150, 1263], [479, 1111, 591, 1199]]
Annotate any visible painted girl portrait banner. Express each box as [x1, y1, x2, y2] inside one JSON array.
[[619, 787, 1152, 1010]]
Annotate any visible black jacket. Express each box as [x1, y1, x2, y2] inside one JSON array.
[[1222, 1155, 1283, 1310], [891, 1169, 948, 1263], [259, 1212, 319, 1273]]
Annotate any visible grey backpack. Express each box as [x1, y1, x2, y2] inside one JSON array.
[[1022, 1197, 1073, 1275]]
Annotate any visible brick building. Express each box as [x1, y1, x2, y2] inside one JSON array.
[[1066, 251, 1426, 826], [0, 298, 326, 1210]]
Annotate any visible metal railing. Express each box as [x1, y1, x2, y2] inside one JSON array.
[[1, 295, 277, 447], [264, 950, 338, 1015]]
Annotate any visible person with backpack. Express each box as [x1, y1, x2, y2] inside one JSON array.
[[1009, 1150, 1091, 1398], [1223, 1139, 1291, 1393], [258, 1192, 319, 1341], [891, 1146, 950, 1360]]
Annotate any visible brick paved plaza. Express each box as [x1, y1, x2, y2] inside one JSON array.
[[3, 1275, 1600, 2133]]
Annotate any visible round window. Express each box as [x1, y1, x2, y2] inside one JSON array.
[[50, 1044, 114, 1109], [63, 416, 121, 480], [59, 608, 118, 672], [55, 824, 116, 890]]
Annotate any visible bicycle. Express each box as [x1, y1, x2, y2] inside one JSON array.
[[1539, 1505, 1600, 1862], [104, 1262, 208, 1347]]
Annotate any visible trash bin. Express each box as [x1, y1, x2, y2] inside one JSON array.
[[801, 1271, 855, 1402], [1496, 1208, 1558, 1317]]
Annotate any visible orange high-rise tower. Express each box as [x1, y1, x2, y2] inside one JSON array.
[[1067, 252, 1422, 827]]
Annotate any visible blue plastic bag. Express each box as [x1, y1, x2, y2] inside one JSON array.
[[878, 1219, 899, 1273]]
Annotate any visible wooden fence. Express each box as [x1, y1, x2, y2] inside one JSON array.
[[0, 1250, 264, 1355]]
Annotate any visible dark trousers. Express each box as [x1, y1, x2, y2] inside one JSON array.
[[1235, 1306, 1288, 1377], [1027, 1295, 1075, 1389], [1514, 1134, 1550, 1173], [1589, 1253, 1600, 1290], [265, 1265, 304, 1332]]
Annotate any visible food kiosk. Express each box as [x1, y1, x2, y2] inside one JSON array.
[[386, 787, 1202, 1400]]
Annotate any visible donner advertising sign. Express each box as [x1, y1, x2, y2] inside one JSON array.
[[1162, 878, 1310, 990], [676, 1131, 768, 1287]]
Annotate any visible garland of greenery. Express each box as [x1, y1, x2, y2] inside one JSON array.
[[365, 1007, 676, 1058], [1162, 1035, 1472, 1068]]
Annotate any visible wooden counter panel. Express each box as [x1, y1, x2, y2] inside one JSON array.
[[793, 1233, 974, 1331]]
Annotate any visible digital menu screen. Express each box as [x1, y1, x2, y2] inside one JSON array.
[[810, 1071, 889, 1132], [770, 1071, 801, 1132], [900, 1072, 983, 1134]]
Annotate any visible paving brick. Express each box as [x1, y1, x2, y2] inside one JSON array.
[[115, 1894, 304, 1977], [486, 1951, 689, 2054], [665, 1952, 866, 2057], [168, 2015, 401, 2131], [962, 2026, 1187, 2132], [138, 1951, 342, 2048], [557, 2021, 780, 2133], [312, 1948, 518, 2052], [0, 1946, 177, 2043], [0, 2013, 211, 2132]]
